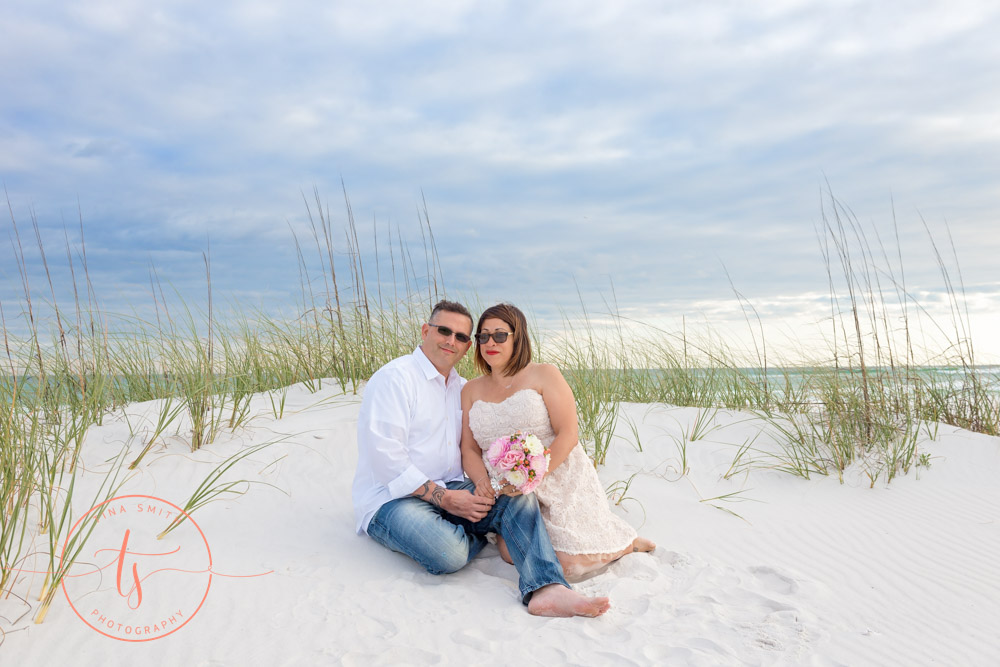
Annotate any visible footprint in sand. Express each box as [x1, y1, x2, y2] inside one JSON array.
[[450, 628, 498, 652], [686, 637, 737, 657], [749, 565, 800, 594], [661, 549, 692, 569], [341, 646, 441, 666], [353, 614, 398, 640], [642, 553, 820, 661], [752, 630, 786, 651], [607, 551, 660, 581], [614, 592, 651, 616], [644, 643, 738, 667], [591, 650, 644, 666]]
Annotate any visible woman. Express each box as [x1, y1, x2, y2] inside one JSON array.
[[460, 303, 655, 580]]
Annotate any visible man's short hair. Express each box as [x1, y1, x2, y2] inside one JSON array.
[[429, 300, 473, 329]]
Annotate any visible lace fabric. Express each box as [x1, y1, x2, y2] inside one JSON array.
[[469, 389, 636, 555]]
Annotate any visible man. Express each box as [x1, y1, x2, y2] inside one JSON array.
[[352, 300, 609, 617]]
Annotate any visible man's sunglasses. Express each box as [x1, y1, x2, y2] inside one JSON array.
[[475, 331, 511, 344], [427, 323, 472, 344]]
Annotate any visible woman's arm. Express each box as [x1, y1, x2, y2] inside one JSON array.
[[537, 364, 580, 472], [461, 382, 496, 498]]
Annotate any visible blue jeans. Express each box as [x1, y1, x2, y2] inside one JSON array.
[[367, 480, 569, 603]]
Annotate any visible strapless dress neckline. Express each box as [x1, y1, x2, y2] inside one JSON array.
[[472, 387, 541, 408]]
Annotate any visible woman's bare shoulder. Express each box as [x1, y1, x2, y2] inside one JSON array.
[[462, 375, 489, 396], [524, 362, 567, 391], [530, 362, 565, 381]]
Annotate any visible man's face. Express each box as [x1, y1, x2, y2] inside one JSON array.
[[420, 310, 473, 376]]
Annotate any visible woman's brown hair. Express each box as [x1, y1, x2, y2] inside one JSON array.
[[474, 303, 532, 377]]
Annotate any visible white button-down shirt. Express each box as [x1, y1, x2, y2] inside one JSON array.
[[352, 347, 467, 534]]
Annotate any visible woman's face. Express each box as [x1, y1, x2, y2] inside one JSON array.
[[478, 317, 514, 371]]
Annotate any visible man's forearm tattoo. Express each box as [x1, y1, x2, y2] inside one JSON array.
[[413, 481, 444, 507]]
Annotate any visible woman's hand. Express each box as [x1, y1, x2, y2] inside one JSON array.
[[474, 476, 521, 498], [497, 481, 522, 497], [473, 476, 495, 499]]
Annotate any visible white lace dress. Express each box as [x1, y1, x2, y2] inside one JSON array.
[[469, 389, 636, 556]]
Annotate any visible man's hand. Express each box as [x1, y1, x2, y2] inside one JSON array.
[[441, 488, 495, 522], [411, 480, 495, 522]]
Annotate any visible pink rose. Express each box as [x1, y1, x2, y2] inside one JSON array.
[[486, 437, 511, 466], [495, 449, 522, 472], [529, 455, 549, 475]]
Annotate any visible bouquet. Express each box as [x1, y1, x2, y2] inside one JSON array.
[[485, 431, 550, 494]]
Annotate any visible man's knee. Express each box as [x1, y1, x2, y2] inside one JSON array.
[[368, 499, 473, 574], [421, 542, 470, 575], [424, 555, 466, 575]]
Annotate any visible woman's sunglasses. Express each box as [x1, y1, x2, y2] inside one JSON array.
[[427, 323, 472, 343], [475, 331, 510, 344]]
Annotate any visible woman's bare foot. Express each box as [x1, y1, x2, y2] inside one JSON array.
[[552, 537, 657, 582], [527, 584, 610, 617], [632, 536, 656, 553], [496, 535, 513, 565], [552, 538, 657, 582], [558, 552, 607, 581]]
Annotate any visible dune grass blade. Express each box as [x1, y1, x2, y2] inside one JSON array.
[[157, 440, 287, 540], [34, 448, 129, 624], [128, 396, 185, 469]]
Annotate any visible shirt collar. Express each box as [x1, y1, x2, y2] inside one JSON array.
[[413, 346, 460, 385]]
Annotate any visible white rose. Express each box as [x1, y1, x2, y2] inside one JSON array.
[[506, 469, 527, 487], [523, 434, 544, 456]]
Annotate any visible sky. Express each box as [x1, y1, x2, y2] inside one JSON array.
[[3, 0, 1000, 362]]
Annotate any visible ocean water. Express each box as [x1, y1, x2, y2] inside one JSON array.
[[740, 365, 1000, 391], [570, 365, 1000, 404], [5, 365, 999, 405]]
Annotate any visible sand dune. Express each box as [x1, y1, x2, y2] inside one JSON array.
[[3, 381, 998, 665]]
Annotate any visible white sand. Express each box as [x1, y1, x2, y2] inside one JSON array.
[[3, 380, 999, 665]]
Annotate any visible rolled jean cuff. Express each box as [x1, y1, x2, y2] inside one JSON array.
[[487, 492, 570, 603]]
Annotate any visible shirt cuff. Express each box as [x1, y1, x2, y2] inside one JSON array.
[[387, 464, 432, 500]]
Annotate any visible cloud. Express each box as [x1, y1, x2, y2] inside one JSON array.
[[3, 0, 1000, 358], [69, 138, 130, 159]]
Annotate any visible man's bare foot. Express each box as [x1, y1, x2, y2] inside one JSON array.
[[527, 584, 610, 617], [632, 537, 656, 553]]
